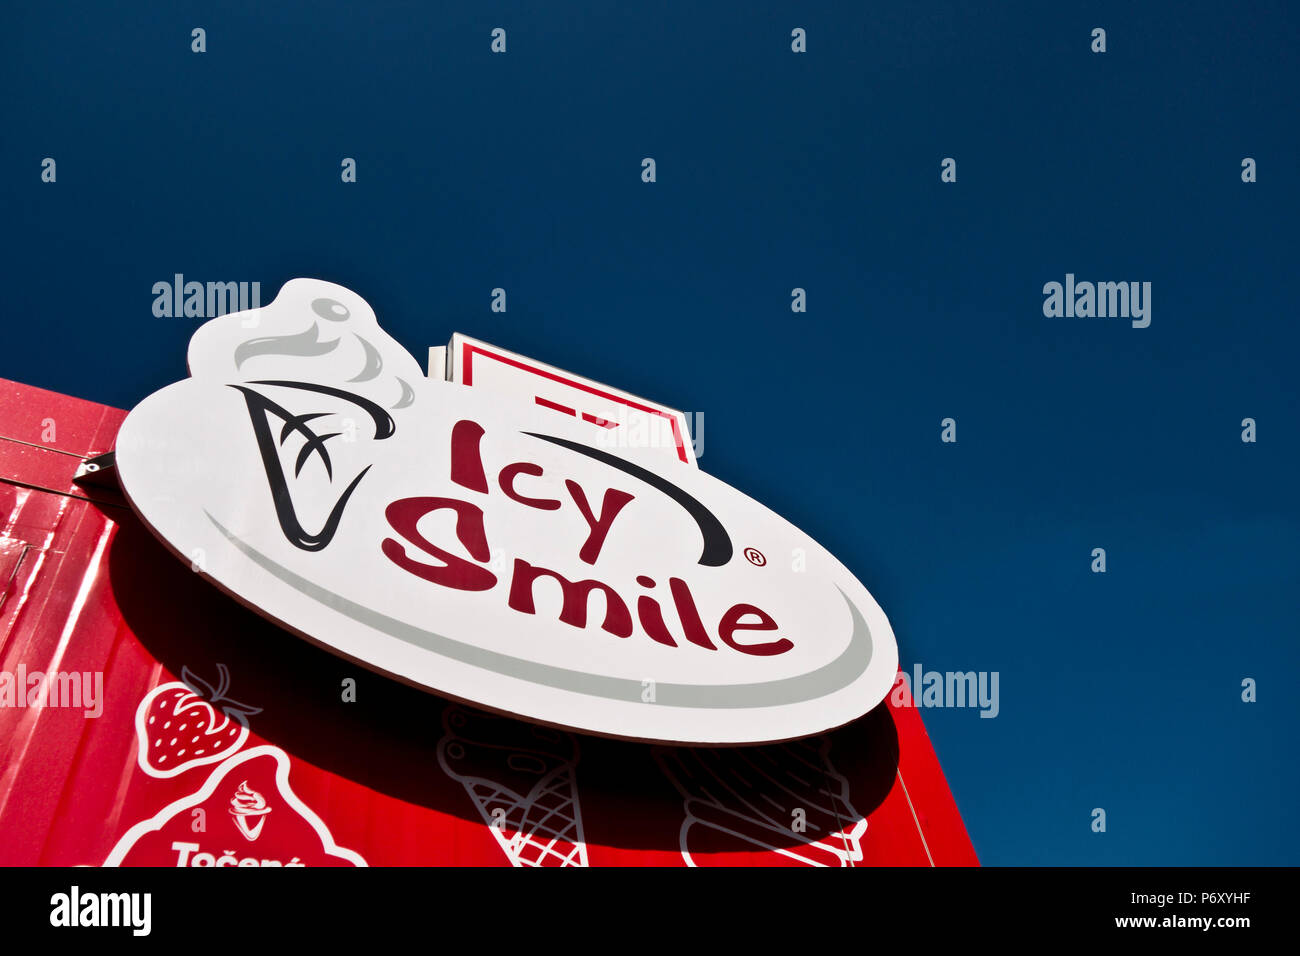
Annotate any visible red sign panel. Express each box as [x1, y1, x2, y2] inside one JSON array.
[[0, 377, 976, 866]]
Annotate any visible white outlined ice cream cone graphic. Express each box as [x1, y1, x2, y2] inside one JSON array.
[[437, 705, 587, 867], [229, 780, 272, 841], [654, 735, 867, 866]]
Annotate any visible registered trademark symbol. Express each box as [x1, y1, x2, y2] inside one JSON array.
[[744, 547, 766, 567]]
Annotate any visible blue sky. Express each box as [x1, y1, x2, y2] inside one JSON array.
[[3, 1, 1297, 864]]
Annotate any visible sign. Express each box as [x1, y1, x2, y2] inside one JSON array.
[[113, 279, 899, 744], [439, 332, 699, 467], [0, 373, 975, 865]]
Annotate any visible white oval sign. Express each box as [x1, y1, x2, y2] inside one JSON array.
[[115, 279, 898, 744]]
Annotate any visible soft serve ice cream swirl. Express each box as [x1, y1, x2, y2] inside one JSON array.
[[229, 780, 272, 842]]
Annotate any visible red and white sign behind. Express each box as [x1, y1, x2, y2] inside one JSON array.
[[441, 333, 698, 467], [0, 285, 977, 865]]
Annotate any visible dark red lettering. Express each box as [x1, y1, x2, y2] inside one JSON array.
[[718, 603, 791, 656], [635, 577, 678, 648], [565, 480, 634, 565], [507, 559, 633, 638], [499, 461, 561, 510], [382, 496, 497, 592], [669, 577, 716, 650], [450, 420, 488, 493]]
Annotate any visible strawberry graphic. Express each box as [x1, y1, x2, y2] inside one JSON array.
[[134, 664, 261, 778]]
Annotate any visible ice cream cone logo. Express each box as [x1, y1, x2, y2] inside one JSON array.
[[437, 705, 588, 867], [229, 780, 272, 842], [655, 735, 867, 867], [185, 279, 423, 555]]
